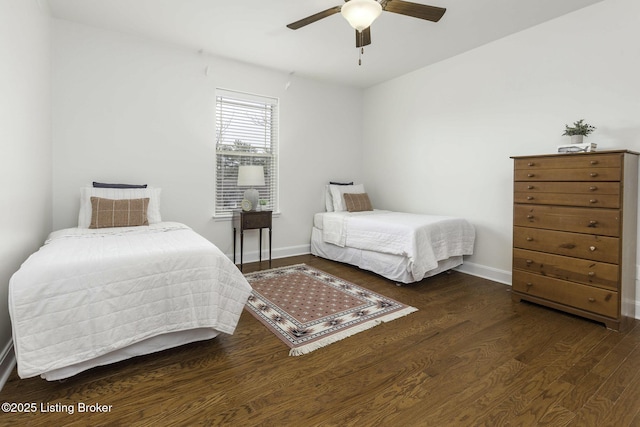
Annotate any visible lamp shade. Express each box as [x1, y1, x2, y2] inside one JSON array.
[[341, 0, 382, 32], [237, 165, 265, 186]]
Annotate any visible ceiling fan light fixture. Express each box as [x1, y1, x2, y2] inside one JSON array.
[[341, 0, 382, 32]]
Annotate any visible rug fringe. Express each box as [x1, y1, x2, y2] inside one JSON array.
[[288, 306, 418, 356]]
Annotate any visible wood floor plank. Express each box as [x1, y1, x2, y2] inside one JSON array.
[[598, 369, 640, 427], [537, 404, 576, 426], [508, 378, 574, 425], [567, 394, 616, 427], [595, 343, 640, 403], [560, 371, 608, 412], [1, 255, 638, 426], [590, 322, 640, 378], [559, 331, 627, 385], [423, 318, 590, 425], [446, 321, 614, 426]]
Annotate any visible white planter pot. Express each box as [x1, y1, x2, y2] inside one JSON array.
[[570, 135, 584, 144]]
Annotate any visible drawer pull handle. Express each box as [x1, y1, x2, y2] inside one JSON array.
[[588, 220, 598, 227], [589, 186, 597, 191], [527, 215, 534, 220], [526, 237, 533, 242], [527, 173, 535, 178], [525, 259, 533, 265], [590, 246, 597, 251], [528, 162, 535, 167], [527, 196, 534, 200], [590, 172, 598, 177], [589, 199, 597, 204], [590, 160, 599, 165], [588, 271, 595, 277], [526, 282, 533, 288], [588, 297, 596, 302], [527, 185, 534, 190]]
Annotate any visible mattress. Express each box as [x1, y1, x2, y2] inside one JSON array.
[[9, 222, 252, 380], [313, 210, 475, 282], [311, 227, 462, 283]]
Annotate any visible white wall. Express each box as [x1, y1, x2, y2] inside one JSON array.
[[0, 0, 52, 382], [363, 0, 640, 289], [52, 20, 363, 259]]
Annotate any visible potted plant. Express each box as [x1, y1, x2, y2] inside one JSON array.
[[562, 119, 596, 144], [258, 199, 268, 211]]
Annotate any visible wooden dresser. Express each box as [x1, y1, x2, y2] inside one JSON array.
[[511, 150, 638, 330]]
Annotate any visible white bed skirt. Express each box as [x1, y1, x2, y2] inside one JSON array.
[[41, 328, 219, 381], [310, 227, 463, 284]]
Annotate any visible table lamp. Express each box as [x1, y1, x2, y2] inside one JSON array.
[[237, 165, 265, 211]]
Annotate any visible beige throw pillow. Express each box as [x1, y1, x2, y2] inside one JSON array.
[[343, 193, 373, 212], [89, 197, 150, 229]]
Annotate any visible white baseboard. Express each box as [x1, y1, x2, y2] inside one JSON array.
[[226, 244, 311, 265], [0, 340, 16, 392], [455, 261, 512, 286]]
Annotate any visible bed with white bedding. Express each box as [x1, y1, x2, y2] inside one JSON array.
[[311, 184, 476, 283], [9, 185, 252, 380]]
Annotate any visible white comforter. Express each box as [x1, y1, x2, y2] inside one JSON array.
[[322, 210, 475, 280], [9, 222, 252, 379]]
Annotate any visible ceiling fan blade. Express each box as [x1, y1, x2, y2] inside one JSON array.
[[383, 0, 446, 22], [286, 6, 342, 30], [356, 27, 371, 48]]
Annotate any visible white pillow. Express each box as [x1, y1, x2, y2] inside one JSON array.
[[325, 185, 334, 212], [329, 184, 365, 212], [78, 186, 162, 228]]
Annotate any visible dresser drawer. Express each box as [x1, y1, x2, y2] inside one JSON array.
[[514, 181, 620, 208], [514, 154, 622, 170], [513, 226, 619, 264], [514, 181, 620, 195], [514, 167, 621, 182], [514, 205, 620, 237], [513, 270, 618, 318], [514, 192, 620, 208], [513, 248, 619, 290]]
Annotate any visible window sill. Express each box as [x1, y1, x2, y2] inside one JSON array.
[[213, 211, 281, 222]]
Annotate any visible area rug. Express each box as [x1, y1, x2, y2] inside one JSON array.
[[244, 264, 418, 356]]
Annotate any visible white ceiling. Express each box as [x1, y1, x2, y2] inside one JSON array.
[[46, 0, 603, 88]]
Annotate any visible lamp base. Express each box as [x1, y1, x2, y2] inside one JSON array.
[[243, 188, 259, 211]]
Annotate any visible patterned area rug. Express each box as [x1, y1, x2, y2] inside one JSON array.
[[244, 264, 418, 356]]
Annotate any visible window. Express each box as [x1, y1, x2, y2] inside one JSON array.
[[215, 89, 279, 217]]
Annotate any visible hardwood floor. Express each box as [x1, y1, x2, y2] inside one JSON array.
[[2, 255, 639, 426]]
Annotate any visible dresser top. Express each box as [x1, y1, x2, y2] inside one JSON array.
[[511, 149, 639, 159]]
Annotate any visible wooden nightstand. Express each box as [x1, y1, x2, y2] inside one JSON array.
[[233, 210, 272, 271]]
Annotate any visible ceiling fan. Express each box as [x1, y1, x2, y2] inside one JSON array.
[[286, 0, 446, 52]]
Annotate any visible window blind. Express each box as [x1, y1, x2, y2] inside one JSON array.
[[215, 89, 279, 217]]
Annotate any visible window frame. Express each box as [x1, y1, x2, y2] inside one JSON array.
[[214, 88, 279, 218]]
